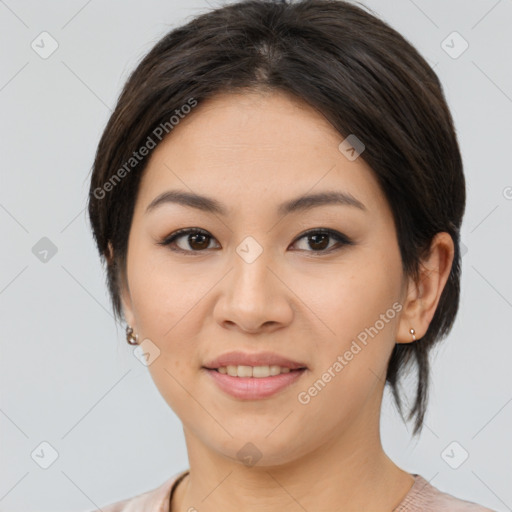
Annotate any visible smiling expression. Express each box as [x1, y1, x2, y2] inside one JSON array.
[[120, 89, 412, 465]]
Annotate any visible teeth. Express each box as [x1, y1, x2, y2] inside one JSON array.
[[217, 365, 295, 377]]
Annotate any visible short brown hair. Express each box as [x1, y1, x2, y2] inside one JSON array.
[[87, 0, 466, 436]]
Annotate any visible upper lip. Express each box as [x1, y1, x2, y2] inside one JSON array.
[[203, 351, 308, 370]]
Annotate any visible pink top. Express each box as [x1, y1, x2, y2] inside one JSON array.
[[94, 470, 496, 511]]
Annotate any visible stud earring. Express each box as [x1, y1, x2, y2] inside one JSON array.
[[410, 328, 416, 341], [126, 325, 139, 345]]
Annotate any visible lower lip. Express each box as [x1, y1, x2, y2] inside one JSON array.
[[203, 368, 307, 399]]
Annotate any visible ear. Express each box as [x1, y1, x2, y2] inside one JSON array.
[[396, 232, 455, 344], [107, 241, 136, 328]]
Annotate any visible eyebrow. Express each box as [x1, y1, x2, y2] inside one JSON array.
[[145, 189, 367, 216]]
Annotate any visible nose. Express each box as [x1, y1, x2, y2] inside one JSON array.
[[213, 246, 294, 334]]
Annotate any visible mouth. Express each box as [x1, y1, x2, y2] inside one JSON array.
[[202, 365, 307, 400], [205, 365, 307, 378], [201, 351, 308, 399]]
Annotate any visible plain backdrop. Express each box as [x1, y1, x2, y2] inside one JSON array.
[[1, 0, 511, 511]]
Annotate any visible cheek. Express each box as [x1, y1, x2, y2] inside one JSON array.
[[127, 242, 223, 353], [128, 243, 203, 338], [291, 268, 401, 434], [297, 254, 402, 375]]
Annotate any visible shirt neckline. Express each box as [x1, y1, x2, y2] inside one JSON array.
[[168, 469, 190, 510], [166, 470, 427, 511]]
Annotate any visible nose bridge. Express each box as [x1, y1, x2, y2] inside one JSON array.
[[230, 234, 275, 300], [219, 231, 290, 323]]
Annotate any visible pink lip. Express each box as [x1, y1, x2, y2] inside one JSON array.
[[203, 351, 307, 370], [204, 368, 307, 399]]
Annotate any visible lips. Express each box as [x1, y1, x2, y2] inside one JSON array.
[[202, 351, 308, 371], [205, 367, 306, 399]]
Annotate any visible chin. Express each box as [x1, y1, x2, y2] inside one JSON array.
[[202, 428, 309, 469]]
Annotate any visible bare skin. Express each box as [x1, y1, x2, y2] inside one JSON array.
[[117, 89, 454, 512]]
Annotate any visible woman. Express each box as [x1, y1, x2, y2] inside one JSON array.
[[87, 0, 495, 510]]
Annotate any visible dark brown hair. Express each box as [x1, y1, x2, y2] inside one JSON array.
[[87, 0, 465, 436]]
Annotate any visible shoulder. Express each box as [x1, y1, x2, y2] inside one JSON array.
[[394, 474, 496, 512], [90, 470, 189, 512]]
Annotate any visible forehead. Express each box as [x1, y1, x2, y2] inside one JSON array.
[[135, 90, 388, 219]]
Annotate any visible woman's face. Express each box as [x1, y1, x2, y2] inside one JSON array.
[[120, 90, 413, 465]]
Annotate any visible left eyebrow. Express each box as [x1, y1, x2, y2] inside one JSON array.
[[277, 191, 367, 216], [145, 189, 367, 216]]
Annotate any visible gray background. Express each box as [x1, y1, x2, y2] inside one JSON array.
[[1, 0, 511, 511]]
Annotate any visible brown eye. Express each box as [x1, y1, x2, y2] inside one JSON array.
[[185, 231, 211, 250], [158, 228, 219, 253], [306, 232, 330, 250], [291, 229, 353, 253]]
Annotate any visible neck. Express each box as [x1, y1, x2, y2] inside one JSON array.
[[172, 401, 414, 512]]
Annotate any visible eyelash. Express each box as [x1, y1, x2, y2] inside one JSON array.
[[157, 227, 354, 256]]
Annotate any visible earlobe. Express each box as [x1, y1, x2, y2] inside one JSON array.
[[397, 232, 455, 344], [121, 288, 139, 345], [120, 280, 136, 328]]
